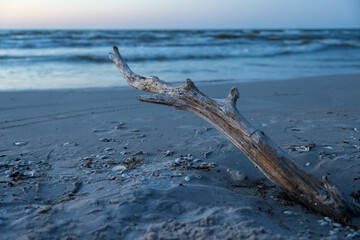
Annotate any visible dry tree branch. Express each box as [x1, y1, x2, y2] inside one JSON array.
[[109, 46, 359, 227]]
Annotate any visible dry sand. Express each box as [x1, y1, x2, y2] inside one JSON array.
[[0, 74, 359, 239]]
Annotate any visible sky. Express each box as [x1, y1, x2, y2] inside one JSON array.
[[0, 0, 359, 29]]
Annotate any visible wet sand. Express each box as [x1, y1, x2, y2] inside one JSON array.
[[0, 73, 359, 239]]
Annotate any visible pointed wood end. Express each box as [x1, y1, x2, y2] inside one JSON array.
[[183, 78, 199, 91], [109, 46, 121, 64], [226, 86, 239, 105]]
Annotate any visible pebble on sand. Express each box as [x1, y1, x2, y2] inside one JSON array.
[[121, 173, 130, 178], [112, 165, 126, 173], [317, 220, 328, 226], [104, 147, 114, 152], [163, 150, 173, 156], [99, 137, 114, 142], [332, 223, 342, 228], [114, 122, 125, 129], [36, 206, 51, 214], [23, 171, 35, 177], [346, 232, 359, 238], [283, 210, 294, 215], [14, 141, 27, 146], [226, 169, 248, 186]]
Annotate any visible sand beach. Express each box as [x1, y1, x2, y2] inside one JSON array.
[[0, 73, 359, 239]]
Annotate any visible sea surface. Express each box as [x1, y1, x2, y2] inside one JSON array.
[[0, 29, 359, 90]]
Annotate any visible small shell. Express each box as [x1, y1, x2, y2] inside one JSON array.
[[283, 210, 294, 215], [184, 176, 190, 182], [112, 165, 126, 173], [174, 158, 181, 164], [23, 171, 35, 177], [305, 162, 311, 167], [14, 141, 27, 146], [332, 223, 342, 228], [104, 147, 114, 152], [346, 233, 358, 238], [121, 173, 130, 178], [317, 220, 328, 226], [293, 146, 310, 152]]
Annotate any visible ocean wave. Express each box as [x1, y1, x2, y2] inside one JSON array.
[[210, 34, 242, 39], [2, 43, 357, 64], [3, 38, 359, 50], [1, 29, 359, 51], [1, 29, 360, 65], [0, 55, 109, 63]]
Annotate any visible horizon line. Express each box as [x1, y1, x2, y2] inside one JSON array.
[[1, 27, 359, 31]]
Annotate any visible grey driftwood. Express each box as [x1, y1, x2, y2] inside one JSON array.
[[109, 46, 359, 227]]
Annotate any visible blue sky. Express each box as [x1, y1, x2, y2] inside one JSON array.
[[0, 0, 359, 29]]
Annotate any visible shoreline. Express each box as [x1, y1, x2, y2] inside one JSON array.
[[0, 72, 359, 93], [0, 73, 359, 239]]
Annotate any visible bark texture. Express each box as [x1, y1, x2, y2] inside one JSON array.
[[109, 46, 359, 227]]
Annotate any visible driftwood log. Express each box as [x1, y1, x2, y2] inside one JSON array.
[[109, 46, 359, 227]]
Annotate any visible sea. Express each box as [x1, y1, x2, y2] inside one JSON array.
[[0, 29, 359, 90]]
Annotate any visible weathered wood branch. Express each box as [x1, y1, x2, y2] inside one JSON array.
[[109, 46, 359, 227]]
